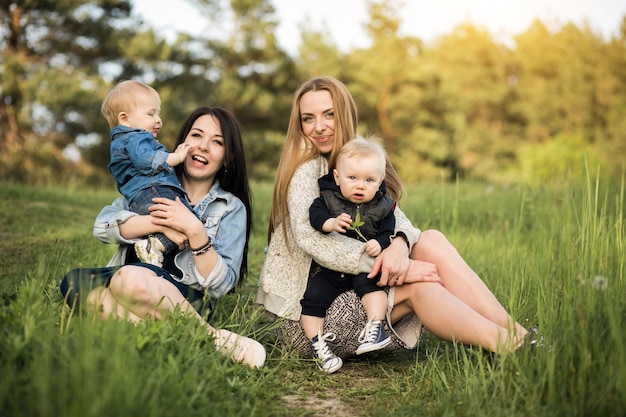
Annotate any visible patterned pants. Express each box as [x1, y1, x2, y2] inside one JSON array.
[[275, 289, 422, 359]]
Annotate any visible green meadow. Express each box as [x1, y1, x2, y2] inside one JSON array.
[[1, 174, 624, 417]]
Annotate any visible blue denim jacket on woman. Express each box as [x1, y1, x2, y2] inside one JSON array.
[[108, 125, 187, 202], [94, 180, 246, 299]]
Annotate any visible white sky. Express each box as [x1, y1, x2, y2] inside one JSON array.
[[133, 0, 626, 53]]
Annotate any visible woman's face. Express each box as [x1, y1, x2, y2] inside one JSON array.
[[299, 90, 335, 155], [182, 114, 226, 182]]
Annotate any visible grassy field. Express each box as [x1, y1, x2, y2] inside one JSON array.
[[0, 176, 624, 417]]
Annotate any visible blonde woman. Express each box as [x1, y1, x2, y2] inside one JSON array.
[[258, 76, 534, 368]]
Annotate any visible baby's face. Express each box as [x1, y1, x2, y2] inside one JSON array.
[[333, 155, 384, 204], [123, 90, 162, 138]]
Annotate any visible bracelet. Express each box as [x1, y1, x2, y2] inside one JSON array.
[[190, 237, 212, 256], [394, 232, 410, 249]]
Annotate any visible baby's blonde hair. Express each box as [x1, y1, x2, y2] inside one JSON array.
[[101, 80, 160, 128], [336, 136, 387, 178]]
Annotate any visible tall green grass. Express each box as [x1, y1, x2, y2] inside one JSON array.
[[0, 175, 624, 417]]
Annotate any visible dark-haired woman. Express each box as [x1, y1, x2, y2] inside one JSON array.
[[61, 107, 265, 369]]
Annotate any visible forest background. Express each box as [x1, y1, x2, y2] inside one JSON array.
[[1, 0, 625, 188]]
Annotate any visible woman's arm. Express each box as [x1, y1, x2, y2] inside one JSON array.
[[149, 196, 246, 297], [196, 201, 247, 295], [93, 196, 139, 244], [393, 206, 421, 248], [93, 196, 186, 247], [148, 197, 217, 277], [119, 215, 188, 249], [288, 160, 365, 274]]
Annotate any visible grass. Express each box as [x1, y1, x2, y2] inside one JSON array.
[[0, 175, 624, 417]]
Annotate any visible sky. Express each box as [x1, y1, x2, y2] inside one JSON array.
[[133, 0, 626, 54]]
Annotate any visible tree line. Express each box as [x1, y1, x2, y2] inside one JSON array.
[[1, 0, 624, 187]]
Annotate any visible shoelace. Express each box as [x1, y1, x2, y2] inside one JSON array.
[[358, 320, 379, 344], [313, 332, 337, 360]]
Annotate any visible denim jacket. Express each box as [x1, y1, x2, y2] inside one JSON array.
[[108, 125, 186, 202], [94, 180, 246, 299]]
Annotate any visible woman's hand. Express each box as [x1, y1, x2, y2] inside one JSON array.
[[149, 197, 204, 247], [160, 227, 189, 250], [369, 237, 410, 286], [402, 259, 442, 285], [369, 237, 442, 287]]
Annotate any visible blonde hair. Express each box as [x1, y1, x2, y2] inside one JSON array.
[[336, 136, 387, 178], [268, 76, 404, 242], [100, 80, 161, 129]]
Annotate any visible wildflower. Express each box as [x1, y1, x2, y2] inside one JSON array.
[[593, 275, 608, 291], [348, 212, 367, 242]]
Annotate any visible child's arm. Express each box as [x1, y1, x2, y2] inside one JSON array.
[[166, 143, 191, 167], [123, 132, 187, 173], [375, 202, 397, 251]]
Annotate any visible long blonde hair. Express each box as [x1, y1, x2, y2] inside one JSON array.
[[268, 76, 404, 242]]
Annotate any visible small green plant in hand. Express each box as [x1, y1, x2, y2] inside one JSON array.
[[348, 212, 367, 241]]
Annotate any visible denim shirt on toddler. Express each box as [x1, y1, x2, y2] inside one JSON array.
[[108, 125, 186, 202]]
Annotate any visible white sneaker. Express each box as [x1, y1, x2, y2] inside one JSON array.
[[214, 329, 266, 369], [134, 236, 164, 267], [311, 332, 343, 373]]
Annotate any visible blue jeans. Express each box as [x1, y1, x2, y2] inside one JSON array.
[[129, 185, 194, 254]]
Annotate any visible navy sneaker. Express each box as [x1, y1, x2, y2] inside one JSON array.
[[356, 320, 391, 355], [311, 332, 343, 373]]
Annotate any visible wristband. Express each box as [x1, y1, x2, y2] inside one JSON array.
[[190, 237, 212, 256], [394, 232, 410, 249]]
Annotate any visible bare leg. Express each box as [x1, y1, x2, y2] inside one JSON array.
[[413, 230, 527, 335], [85, 266, 266, 368], [391, 230, 528, 353], [393, 281, 520, 353], [106, 266, 203, 321], [360, 291, 387, 321], [301, 314, 325, 340], [86, 286, 143, 323]]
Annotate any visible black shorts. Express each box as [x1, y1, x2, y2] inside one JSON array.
[[300, 261, 384, 318]]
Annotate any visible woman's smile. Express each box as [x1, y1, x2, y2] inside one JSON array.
[[191, 154, 208, 166]]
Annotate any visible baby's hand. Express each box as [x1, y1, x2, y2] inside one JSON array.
[[169, 143, 190, 166], [364, 239, 381, 257], [322, 213, 352, 233]]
